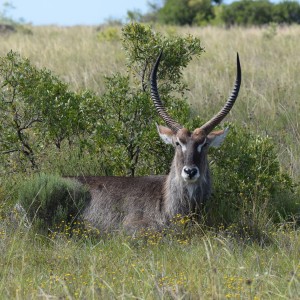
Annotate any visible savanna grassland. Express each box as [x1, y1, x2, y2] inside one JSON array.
[[0, 24, 300, 299]]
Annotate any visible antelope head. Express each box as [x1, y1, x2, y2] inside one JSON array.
[[150, 52, 241, 184]]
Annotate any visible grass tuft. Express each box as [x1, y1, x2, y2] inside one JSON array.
[[17, 173, 90, 233]]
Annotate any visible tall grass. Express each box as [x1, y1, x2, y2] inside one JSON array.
[[0, 224, 299, 299], [0, 24, 300, 299]]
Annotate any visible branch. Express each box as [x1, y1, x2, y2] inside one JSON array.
[[20, 117, 43, 131], [2, 149, 19, 154], [141, 60, 149, 92]]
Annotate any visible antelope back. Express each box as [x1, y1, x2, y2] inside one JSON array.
[[73, 176, 167, 231]]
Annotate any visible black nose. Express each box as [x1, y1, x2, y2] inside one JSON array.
[[183, 167, 198, 179]]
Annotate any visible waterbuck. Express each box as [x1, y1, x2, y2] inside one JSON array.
[[76, 52, 241, 232]]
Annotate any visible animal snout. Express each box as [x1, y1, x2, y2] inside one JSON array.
[[184, 167, 197, 178], [182, 166, 199, 182]]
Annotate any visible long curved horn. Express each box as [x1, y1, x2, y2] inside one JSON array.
[[150, 51, 183, 133], [200, 53, 242, 134]]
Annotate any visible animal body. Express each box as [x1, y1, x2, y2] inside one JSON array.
[[74, 52, 241, 232]]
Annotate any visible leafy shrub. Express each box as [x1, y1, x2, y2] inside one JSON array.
[[18, 174, 90, 232], [0, 51, 100, 172], [92, 73, 192, 176], [122, 23, 203, 91], [89, 23, 204, 177], [207, 125, 298, 233]]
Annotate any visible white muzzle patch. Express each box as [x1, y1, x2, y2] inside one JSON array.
[[181, 166, 200, 183]]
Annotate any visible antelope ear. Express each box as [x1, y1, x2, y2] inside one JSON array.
[[156, 124, 174, 145], [207, 127, 229, 148]]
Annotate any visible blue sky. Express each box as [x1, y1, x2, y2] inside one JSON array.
[[2, 0, 150, 26], [2, 0, 284, 26]]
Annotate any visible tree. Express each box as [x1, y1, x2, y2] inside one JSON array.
[[272, 1, 300, 24], [157, 0, 195, 25], [221, 0, 273, 26], [190, 0, 215, 25], [156, 0, 214, 25], [134, 0, 300, 26]]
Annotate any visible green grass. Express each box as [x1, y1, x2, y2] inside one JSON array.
[[0, 24, 300, 299], [0, 222, 299, 299]]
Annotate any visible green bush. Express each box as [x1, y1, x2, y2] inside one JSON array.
[[0, 51, 101, 172], [18, 174, 90, 232], [207, 125, 298, 233], [92, 73, 192, 176], [89, 23, 204, 177], [121, 23, 204, 91]]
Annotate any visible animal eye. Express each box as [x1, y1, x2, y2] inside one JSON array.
[[175, 140, 187, 152]]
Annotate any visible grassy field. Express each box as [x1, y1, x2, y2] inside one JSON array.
[[1, 222, 299, 299], [0, 24, 300, 299]]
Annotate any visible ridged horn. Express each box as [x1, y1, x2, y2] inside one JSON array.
[[200, 53, 242, 134], [150, 51, 183, 133]]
